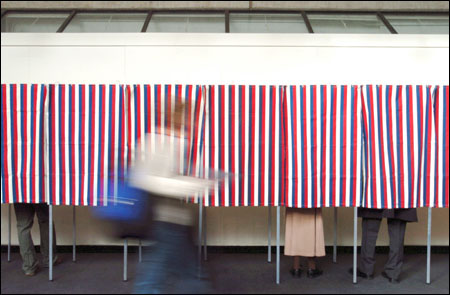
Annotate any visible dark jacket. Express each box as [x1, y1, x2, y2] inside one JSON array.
[[358, 208, 418, 222]]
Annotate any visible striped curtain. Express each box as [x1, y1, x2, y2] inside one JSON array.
[[1, 84, 47, 204]]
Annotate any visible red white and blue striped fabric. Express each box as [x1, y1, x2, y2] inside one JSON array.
[[127, 85, 206, 203], [283, 85, 363, 208], [361, 85, 449, 209], [1, 84, 47, 204], [46, 84, 127, 206], [203, 85, 283, 207]]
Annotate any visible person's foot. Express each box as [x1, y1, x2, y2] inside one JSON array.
[[24, 267, 38, 277], [382, 271, 400, 284], [348, 268, 374, 280], [306, 268, 323, 278], [43, 256, 61, 268], [289, 268, 302, 278]]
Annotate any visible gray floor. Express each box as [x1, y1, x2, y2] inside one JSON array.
[[1, 252, 448, 294]]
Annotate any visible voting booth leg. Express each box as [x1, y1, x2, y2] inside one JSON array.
[[8, 204, 11, 262], [123, 238, 128, 282], [426, 208, 432, 285], [198, 201, 203, 270], [333, 208, 337, 263], [268, 205, 272, 263], [73, 206, 76, 262], [353, 207, 357, 284], [139, 239, 142, 263], [203, 207, 207, 261], [276, 206, 280, 285], [49, 205, 53, 281]]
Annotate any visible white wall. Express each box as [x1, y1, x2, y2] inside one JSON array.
[[1, 33, 449, 246]]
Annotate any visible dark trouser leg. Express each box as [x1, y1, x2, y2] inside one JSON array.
[[385, 219, 407, 280], [359, 218, 381, 276], [34, 204, 57, 266], [14, 204, 38, 273]]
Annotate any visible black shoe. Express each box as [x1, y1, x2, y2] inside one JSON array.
[[382, 271, 400, 284], [289, 268, 302, 278], [348, 268, 374, 280], [306, 268, 323, 278]]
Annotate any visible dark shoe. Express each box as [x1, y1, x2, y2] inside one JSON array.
[[382, 271, 400, 284], [289, 268, 302, 278], [348, 268, 374, 280], [306, 268, 323, 278]]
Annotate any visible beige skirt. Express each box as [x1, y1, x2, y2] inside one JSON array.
[[284, 208, 326, 257]]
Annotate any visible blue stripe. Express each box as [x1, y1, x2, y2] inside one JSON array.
[[78, 85, 83, 198], [423, 89, 431, 206], [38, 85, 45, 203], [362, 106, 369, 207], [366, 86, 374, 208], [328, 86, 335, 206], [310, 85, 315, 207], [209, 86, 214, 206], [107, 85, 113, 197], [184, 86, 189, 175], [144, 85, 148, 134], [433, 87, 439, 207], [406, 86, 413, 208], [268, 87, 274, 206], [339, 86, 345, 207], [320, 86, 326, 207], [278, 86, 283, 207], [385, 86, 395, 208], [20, 84, 26, 202], [1, 85, 5, 203], [443, 87, 448, 205], [247, 86, 253, 206], [349, 87, 356, 205], [415, 86, 422, 208], [135, 85, 139, 142], [258, 86, 264, 206], [300, 86, 306, 208], [290, 86, 295, 207], [118, 86, 124, 181], [189, 86, 199, 174], [376, 86, 385, 209], [88, 85, 94, 204], [229, 86, 234, 203], [48, 85, 53, 204], [59, 85, 64, 205]]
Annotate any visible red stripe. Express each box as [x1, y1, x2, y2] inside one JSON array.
[[361, 90, 369, 207], [146, 85, 151, 134], [60, 85, 66, 205], [2, 85, 10, 203], [210, 86, 216, 206], [41, 86, 47, 203], [302, 86, 309, 208], [186, 86, 192, 172], [80, 85, 86, 205], [368, 85, 378, 208], [260, 86, 266, 206], [31, 85, 37, 204], [341, 86, 348, 207], [230, 85, 236, 206], [220, 86, 225, 206], [136, 85, 142, 146], [156, 85, 161, 135], [434, 86, 440, 208], [12, 85, 19, 203], [202, 88, 206, 206], [407, 86, 415, 208], [270, 86, 275, 206], [120, 86, 125, 181], [331, 86, 337, 207], [191, 87, 201, 176], [387, 86, 397, 207], [397, 86, 405, 208], [283, 87, 289, 207], [89, 85, 96, 206], [250, 86, 256, 206], [126, 86, 132, 169], [22, 85, 28, 203], [445, 86, 449, 207], [377, 86, 388, 208], [240, 85, 245, 206], [50, 85, 56, 204], [351, 86, 358, 207], [292, 86, 299, 207], [100, 85, 106, 206], [166, 85, 172, 135], [320, 86, 327, 207], [425, 86, 433, 207], [109, 85, 116, 180], [71, 85, 76, 205]]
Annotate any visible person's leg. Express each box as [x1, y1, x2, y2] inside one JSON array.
[[359, 218, 382, 276], [307, 257, 316, 270], [293, 256, 301, 269], [384, 218, 407, 280], [14, 203, 38, 274], [34, 204, 58, 267]]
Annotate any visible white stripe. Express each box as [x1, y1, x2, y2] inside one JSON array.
[[325, 86, 332, 207], [5, 85, 12, 203], [114, 85, 120, 203], [93, 85, 99, 206], [345, 86, 352, 207], [429, 87, 436, 207], [25, 85, 31, 203], [438, 86, 444, 208], [103, 85, 110, 206], [83, 86, 89, 206], [53, 86, 60, 205], [235, 86, 240, 207], [16, 85, 23, 203], [391, 86, 399, 208], [74, 85, 80, 206], [254, 86, 260, 207], [400, 85, 409, 208], [34, 85, 42, 203], [64, 85, 70, 205], [381, 86, 393, 209], [224, 85, 229, 206], [264, 86, 270, 207], [355, 86, 362, 207], [411, 85, 420, 208], [214, 86, 219, 206], [295, 86, 302, 208], [335, 86, 342, 208], [372, 85, 382, 209], [244, 86, 249, 206], [274, 87, 279, 207], [316, 86, 322, 208], [305, 86, 312, 208], [44, 86, 50, 205]]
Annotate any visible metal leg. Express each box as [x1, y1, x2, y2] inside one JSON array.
[[333, 207, 337, 263], [73, 206, 76, 262], [123, 238, 128, 282], [268, 205, 272, 263], [198, 200, 203, 269], [49, 205, 53, 281], [203, 207, 207, 261], [276, 206, 280, 284], [426, 208, 432, 285], [139, 239, 142, 263], [8, 204, 11, 262], [353, 207, 357, 284]]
